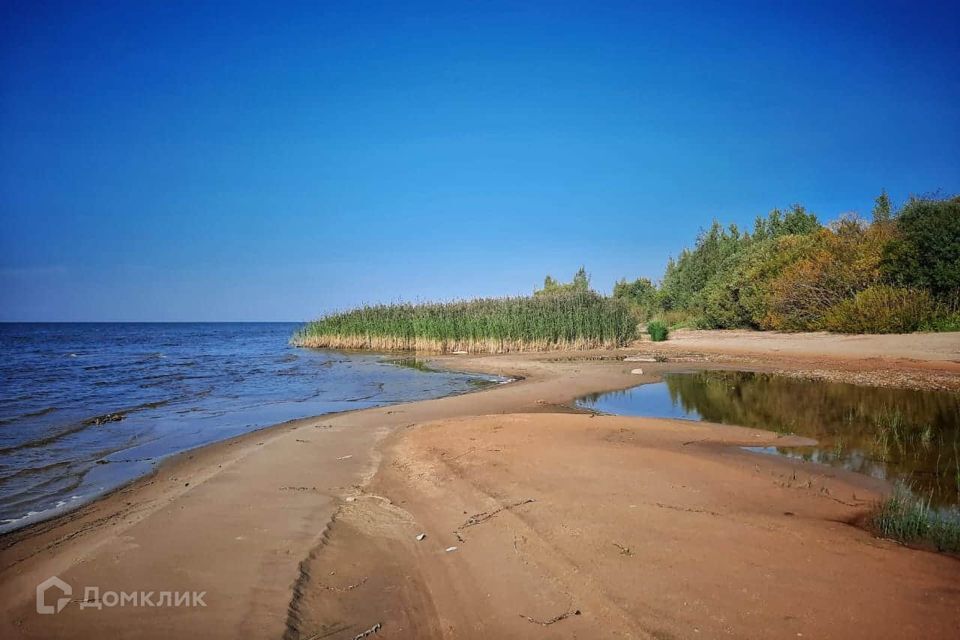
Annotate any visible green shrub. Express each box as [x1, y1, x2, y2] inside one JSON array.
[[823, 285, 938, 333], [647, 320, 669, 342], [920, 312, 960, 332]]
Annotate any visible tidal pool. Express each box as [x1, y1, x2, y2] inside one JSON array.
[[577, 371, 960, 507]]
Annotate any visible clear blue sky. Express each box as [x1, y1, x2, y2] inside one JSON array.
[[2, 0, 958, 321]]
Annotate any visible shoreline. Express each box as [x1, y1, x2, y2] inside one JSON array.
[[2, 333, 959, 638], [0, 354, 511, 537], [1, 353, 636, 639]]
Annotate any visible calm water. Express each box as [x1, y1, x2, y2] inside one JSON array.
[[578, 371, 960, 506], [0, 323, 502, 532]]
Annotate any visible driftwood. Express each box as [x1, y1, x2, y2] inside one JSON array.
[[519, 607, 581, 626], [353, 623, 382, 639], [459, 498, 536, 531]]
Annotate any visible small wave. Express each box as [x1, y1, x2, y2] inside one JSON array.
[[0, 398, 171, 454], [0, 459, 74, 485], [0, 406, 58, 426], [1, 472, 85, 509], [1, 495, 83, 532], [0, 421, 92, 454], [82, 363, 117, 371]]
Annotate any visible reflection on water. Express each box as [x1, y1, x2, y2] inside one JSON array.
[[386, 357, 439, 373], [578, 371, 960, 507]]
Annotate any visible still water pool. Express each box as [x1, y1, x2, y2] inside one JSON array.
[[578, 371, 960, 507]]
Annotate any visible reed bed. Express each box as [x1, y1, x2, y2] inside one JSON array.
[[292, 292, 637, 354]]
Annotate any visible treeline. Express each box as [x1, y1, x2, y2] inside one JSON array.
[[613, 193, 960, 333]]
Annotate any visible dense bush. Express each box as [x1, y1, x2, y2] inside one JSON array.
[[822, 285, 938, 333], [763, 218, 889, 330]]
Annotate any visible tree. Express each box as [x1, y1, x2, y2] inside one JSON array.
[[873, 189, 893, 223], [753, 205, 821, 240], [613, 277, 659, 319], [535, 267, 592, 296], [882, 196, 960, 298], [572, 267, 590, 291]]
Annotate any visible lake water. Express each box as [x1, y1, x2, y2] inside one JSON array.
[[578, 370, 960, 507], [0, 323, 503, 532]]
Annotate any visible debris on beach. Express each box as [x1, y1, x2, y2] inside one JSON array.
[[337, 455, 353, 460], [351, 622, 381, 639], [416, 533, 426, 541], [445, 546, 458, 552], [452, 498, 537, 542], [519, 607, 581, 626], [318, 576, 368, 593], [630, 368, 644, 375], [624, 356, 657, 362]]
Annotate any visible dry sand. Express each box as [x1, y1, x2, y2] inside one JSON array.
[[1, 332, 959, 639]]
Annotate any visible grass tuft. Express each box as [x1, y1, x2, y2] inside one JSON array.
[[870, 483, 960, 553]]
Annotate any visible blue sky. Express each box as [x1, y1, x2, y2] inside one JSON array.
[[2, 0, 958, 321]]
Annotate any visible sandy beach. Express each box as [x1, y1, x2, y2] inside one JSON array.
[[2, 332, 959, 639]]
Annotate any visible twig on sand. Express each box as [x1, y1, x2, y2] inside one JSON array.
[[300, 623, 352, 640], [449, 447, 477, 461], [460, 498, 536, 531], [613, 542, 632, 556], [352, 623, 382, 639], [519, 607, 581, 626], [317, 577, 368, 593]]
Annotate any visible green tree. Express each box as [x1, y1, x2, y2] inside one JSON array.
[[753, 205, 821, 240], [873, 189, 893, 223], [882, 196, 960, 298], [535, 267, 592, 296], [613, 277, 659, 320]]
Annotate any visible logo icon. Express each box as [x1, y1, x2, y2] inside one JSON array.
[[36, 576, 72, 615]]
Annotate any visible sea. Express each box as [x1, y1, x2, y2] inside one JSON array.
[[0, 322, 502, 533]]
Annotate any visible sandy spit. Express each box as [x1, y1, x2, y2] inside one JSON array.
[[1, 332, 959, 639]]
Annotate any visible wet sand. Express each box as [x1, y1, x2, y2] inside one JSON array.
[[2, 333, 959, 639]]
